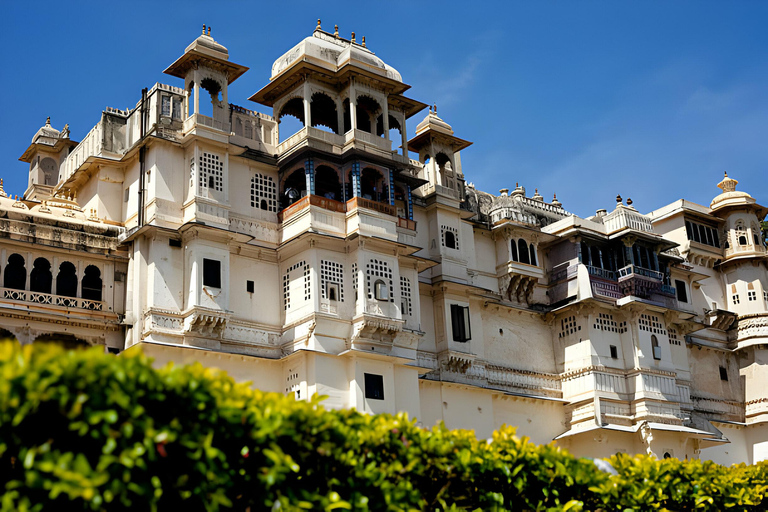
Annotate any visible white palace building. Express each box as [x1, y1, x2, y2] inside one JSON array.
[[2, 23, 767, 464]]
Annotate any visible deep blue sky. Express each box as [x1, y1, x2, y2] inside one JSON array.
[[2, 1, 766, 217]]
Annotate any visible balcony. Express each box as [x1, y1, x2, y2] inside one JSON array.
[[275, 126, 408, 164], [277, 194, 409, 243], [1, 287, 106, 312]]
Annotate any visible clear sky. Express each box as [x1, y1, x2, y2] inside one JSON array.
[[1, 0, 766, 218]]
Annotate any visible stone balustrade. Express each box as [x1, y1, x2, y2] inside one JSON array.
[[0, 287, 105, 311]]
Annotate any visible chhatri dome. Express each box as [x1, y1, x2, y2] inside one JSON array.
[[710, 171, 762, 212], [270, 20, 402, 82]]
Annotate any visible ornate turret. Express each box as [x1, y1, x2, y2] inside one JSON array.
[[19, 117, 78, 201]]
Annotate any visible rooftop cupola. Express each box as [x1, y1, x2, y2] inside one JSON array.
[[164, 25, 248, 126], [19, 117, 78, 202], [409, 106, 472, 200], [710, 171, 766, 217]]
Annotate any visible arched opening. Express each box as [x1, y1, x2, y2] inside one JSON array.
[[282, 168, 307, 208], [35, 333, 89, 349], [360, 168, 386, 202], [198, 78, 222, 119], [388, 115, 402, 153], [40, 157, 58, 186], [435, 153, 453, 188], [518, 239, 530, 265], [342, 98, 351, 133], [356, 96, 381, 134], [81, 265, 102, 302], [444, 231, 457, 250], [315, 165, 342, 201], [529, 244, 537, 266], [278, 98, 305, 143], [4, 254, 26, 290], [56, 262, 78, 298], [0, 328, 17, 342], [511, 240, 519, 262], [373, 279, 389, 301], [30, 258, 52, 294], [260, 199, 268, 210], [310, 93, 338, 134]]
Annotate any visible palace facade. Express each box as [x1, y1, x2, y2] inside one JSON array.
[[2, 23, 767, 464]]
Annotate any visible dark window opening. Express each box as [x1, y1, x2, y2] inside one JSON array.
[[675, 280, 688, 303], [610, 345, 618, 359], [719, 366, 728, 381], [444, 231, 456, 249], [4, 254, 26, 290], [529, 243, 537, 266], [56, 261, 78, 298], [364, 373, 384, 400], [451, 304, 471, 342], [169, 239, 182, 248], [511, 240, 519, 262], [518, 239, 530, 264], [81, 265, 102, 301], [739, 235, 747, 245], [30, 258, 52, 294], [203, 259, 221, 288], [246, 280, 254, 294]]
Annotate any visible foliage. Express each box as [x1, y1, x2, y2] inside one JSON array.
[[0, 341, 766, 511]]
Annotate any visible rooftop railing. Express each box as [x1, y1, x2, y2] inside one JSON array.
[[603, 209, 655, 234]]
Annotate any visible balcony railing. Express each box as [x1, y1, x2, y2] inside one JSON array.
[[660, 284, 677, 296], [603, 209, 655, 234], [617, 264, 663, 281], [1, 288, 104, 311], [183, 113, 231, 134], [278, 194, 399, 223], [586, 265, 616, 280], [278, 194, 346, 223], [397, 217, 417, 231]]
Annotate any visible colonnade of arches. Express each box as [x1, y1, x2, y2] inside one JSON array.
[[2, 253, 103, 302], [276, 91, 406, 152]]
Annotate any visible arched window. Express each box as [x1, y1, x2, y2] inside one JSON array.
[[277, 97, 305, 143], [529, 244, 537, 266], [373, 279, 389, 301], [282, 168, 307, 208], [651, 335, 661, 360], [518, 239, 530, 264], [511, 240, 519, 262], [4, 254, 26, 290], [736, 222, 748, 246], [444, 231, 456, 249], [56, 262, 78, 298], [315, 165, 342, 201], [81, 265, 102, 301], [30, 258, 52, 294]]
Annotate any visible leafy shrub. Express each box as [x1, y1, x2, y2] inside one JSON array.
[[0, 341, 766, 511]]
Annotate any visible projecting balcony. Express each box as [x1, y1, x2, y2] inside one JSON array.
[[277, 194, 412, 243], [275, 126, 410, 164]]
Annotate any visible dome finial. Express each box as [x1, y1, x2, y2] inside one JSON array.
[[433, 104, 437, 113], [351, 31, 355, 43], [626, 197, 633, 206], [362, 36, 366, 47], [45, 116, 51, 126], [334, 25, 338, 37], [0, 178, 6, 198], [202, 24, 206, 35], [208, 26, 211, 36], [616, 194, 622, 204], [717, 171, 738, 193], [316, 19, 321, 30]]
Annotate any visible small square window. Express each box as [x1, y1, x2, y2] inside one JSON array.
[[719, 366, 728, 381], [246, 280, 254, 293], [610, 345, 618, 359], [203, 259, 221, 288], [748, 291, 757, 301], [733, 294, 740, 305], [364, 373, 384, 400], [169, 239, 181, 248]]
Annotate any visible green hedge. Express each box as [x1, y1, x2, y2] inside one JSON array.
[[0, 341, 766, 511]]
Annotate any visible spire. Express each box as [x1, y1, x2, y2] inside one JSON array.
[[0, 178, 6, 198]]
